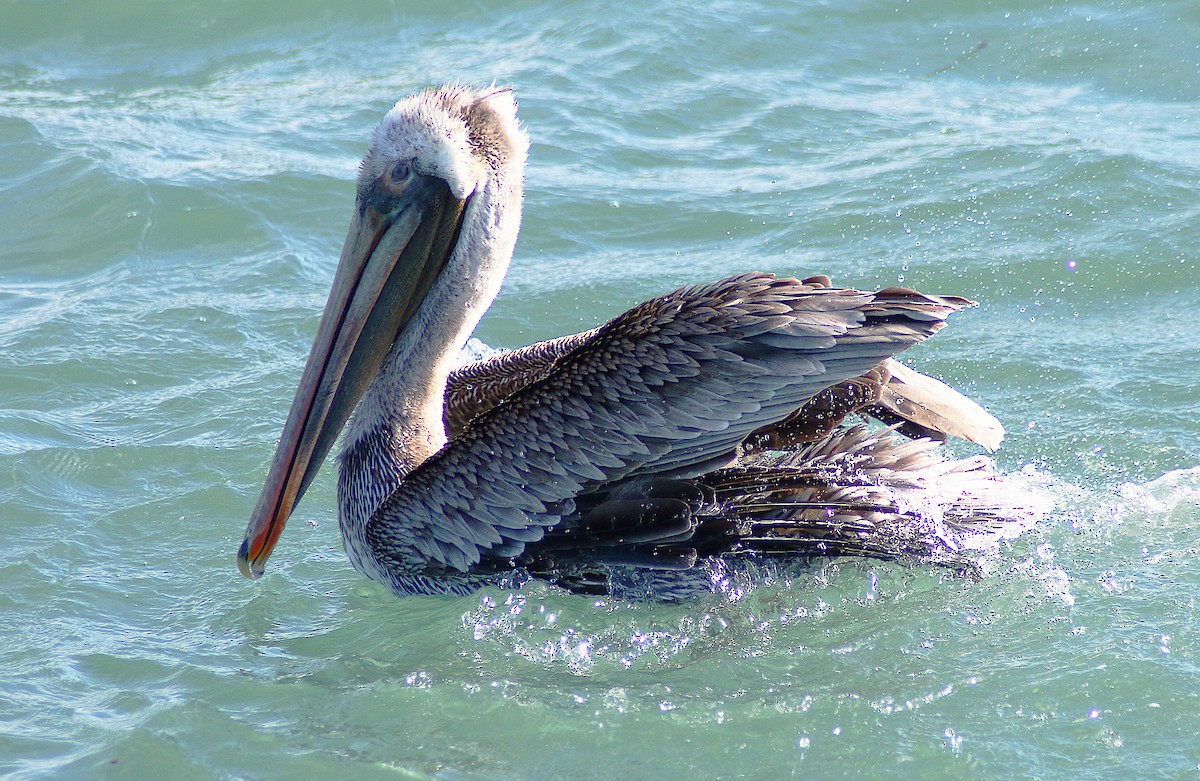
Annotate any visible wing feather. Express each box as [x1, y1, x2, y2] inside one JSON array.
[[367, 273, 969, 575]]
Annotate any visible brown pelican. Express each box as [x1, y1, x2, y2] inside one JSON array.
[[237, 84, 1019, 599]]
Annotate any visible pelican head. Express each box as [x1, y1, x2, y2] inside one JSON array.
[[238, 85, 528, 579]]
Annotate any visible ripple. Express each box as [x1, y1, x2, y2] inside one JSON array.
[[2, 0, 1199, 778]]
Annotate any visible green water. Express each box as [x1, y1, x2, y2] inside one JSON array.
[[2, 1, 1199, 778]]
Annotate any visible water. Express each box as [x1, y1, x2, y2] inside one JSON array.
[[2, 0, 1198, 778]]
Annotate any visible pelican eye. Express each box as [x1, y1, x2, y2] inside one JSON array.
[[384, 161, 412, 188]]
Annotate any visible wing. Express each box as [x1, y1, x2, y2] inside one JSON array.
[[447, 309, 1001, 451], [367, 273, 973, 578]]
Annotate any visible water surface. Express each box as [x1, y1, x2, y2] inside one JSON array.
[[2, 1, 1199, 778]]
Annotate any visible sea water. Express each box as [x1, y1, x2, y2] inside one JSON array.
[[2, 1, 1198, 778]]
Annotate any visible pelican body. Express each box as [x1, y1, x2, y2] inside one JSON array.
[[238, 85, 1016, 599]]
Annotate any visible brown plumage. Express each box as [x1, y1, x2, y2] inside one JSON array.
[[364, 272, 1021, 598]]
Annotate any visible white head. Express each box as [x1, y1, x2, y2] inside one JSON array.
[[361, 84, 528, 202]]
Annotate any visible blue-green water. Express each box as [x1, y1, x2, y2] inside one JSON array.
[[2, 1, 1199, 778]]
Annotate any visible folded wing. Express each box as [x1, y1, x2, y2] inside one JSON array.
[[368, 273, 973, 577]]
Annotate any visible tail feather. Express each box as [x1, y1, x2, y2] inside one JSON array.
[[867, 359, 1005, 451]]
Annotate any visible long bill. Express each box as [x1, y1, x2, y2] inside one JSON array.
[[238, 175, 467, 579]]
